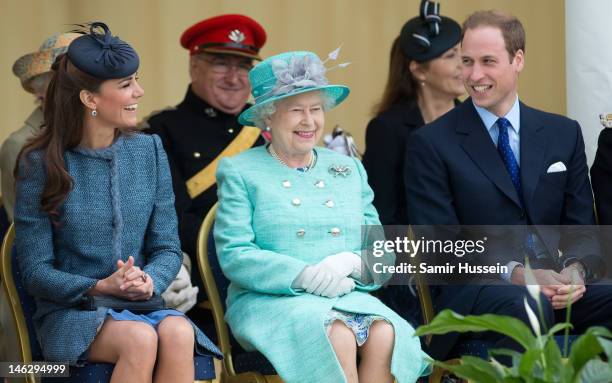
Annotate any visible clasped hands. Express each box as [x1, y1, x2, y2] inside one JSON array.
[[292, 251, 362, 298], [512, 263, 586, 310], [92, 256, 154, 301]]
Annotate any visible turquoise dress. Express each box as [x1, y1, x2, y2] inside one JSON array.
[[214, 146, 430, 383]]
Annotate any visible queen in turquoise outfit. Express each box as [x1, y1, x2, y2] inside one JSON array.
[[214, 50, 430, 383], [14, 23, 221, 383]]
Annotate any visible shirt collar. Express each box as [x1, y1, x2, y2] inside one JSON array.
[[473, 96, 520, 134]]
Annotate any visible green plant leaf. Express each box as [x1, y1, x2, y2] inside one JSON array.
[[543, 337, 563, 382], [489, 348, 523, 377], [579, 359, 612, 383], [597, 337, 612, 360], [435, 357, 503, 382], [518, 348, 543, 379], [569, 327, 611, 372], [415, 309, 537, 349], [546, 322, 573, 337]]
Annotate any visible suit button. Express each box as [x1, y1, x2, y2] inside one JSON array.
[[329, 227, 341, 237], [520, 211, 526, 219], [193, 152, 201, 158], [282, 180, 291, 188], [296, 229, 306, 238], [292, 198, 301, 206], [325, 200, 334, 208]]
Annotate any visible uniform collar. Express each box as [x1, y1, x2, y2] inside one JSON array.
[[182, 85, 251, 120], [25, 106, 45, 131]]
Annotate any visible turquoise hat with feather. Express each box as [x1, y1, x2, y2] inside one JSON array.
[[238, 49, 350, 127]]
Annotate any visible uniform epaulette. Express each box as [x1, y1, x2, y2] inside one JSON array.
[[137, 106, 177, 129]]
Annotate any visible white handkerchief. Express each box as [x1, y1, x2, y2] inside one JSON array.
[[546, 161, 567, 173]]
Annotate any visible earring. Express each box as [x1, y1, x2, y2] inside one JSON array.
[[265, 126, 271, 132], [421, 81, 426, 87], [91, 109, 97, 117]]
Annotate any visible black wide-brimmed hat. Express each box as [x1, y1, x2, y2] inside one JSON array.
[[67, 22, 139, 79], [399, 0, 461, 62]]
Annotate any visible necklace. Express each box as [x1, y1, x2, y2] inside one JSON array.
[[268, 144, 316, 172]]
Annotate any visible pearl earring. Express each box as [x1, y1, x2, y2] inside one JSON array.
[[91, 109, 98, 117], [265, 126, 271, 132]]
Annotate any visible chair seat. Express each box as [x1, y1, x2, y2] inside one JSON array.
[[194, 355, 216, 380], [42, 363, 114, 383], [233, 351, 277, 375], [448, 340, 495, 359], [448, 335, 579, 360], [39, 355, 215, 382]]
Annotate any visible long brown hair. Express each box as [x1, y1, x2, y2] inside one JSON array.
[[373, 37, 425, 116], [16, 54, 105, 221]]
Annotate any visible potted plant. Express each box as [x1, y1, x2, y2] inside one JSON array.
[[415, 266, 612, 382]]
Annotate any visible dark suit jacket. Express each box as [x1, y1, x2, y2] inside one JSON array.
[[363, 103, 425, 225], [405, 99, 602, 358], [591, 128, 612, 275], [592, 128, 612, 225]]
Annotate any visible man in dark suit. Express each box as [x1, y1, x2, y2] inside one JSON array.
[[591, 127, 612, 275], [145, 15, 266, 260], [405, 10, 612, 360], [143, 15, 266, 316]]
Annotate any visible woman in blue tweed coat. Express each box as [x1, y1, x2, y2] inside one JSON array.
[[14, 23, 221, 382], [214, 51, 430, 383]]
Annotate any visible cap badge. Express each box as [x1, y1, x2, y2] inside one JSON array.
[[204, 107, 217, 117], [228, 29, 245, 43]]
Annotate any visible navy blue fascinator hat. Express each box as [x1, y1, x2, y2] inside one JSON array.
[[399, 0, 461, 63], [67, 22, 139, 79]]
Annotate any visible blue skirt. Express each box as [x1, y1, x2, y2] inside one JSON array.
[[78, 308, 222, 365], [107, 308, 185, 327]]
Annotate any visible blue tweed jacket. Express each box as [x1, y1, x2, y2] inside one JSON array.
[[14, 133, 221, 364]]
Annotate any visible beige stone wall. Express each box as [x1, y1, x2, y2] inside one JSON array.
[[0, 0, 565, 151]]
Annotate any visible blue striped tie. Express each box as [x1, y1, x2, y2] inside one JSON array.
[[497, 118, 536, 258], [497, 117, 522, 204]]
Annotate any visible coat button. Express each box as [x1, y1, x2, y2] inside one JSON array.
[[330, 227, 341, 236], [193, 152, 201, 158], [296, 229, 306, 237], [325, 200, 334, 208], [315, 180, 325, 188], [292, 198, 301, 206], [282, 180, 291, 188], [228, 128, 234, 134]]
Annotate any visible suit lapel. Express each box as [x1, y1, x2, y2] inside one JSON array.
[[519, 103, 547, 213], [458, 101, 522, 207]]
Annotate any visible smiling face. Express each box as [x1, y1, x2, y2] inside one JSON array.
[[267, 91, 325, 165], [418, 43, 465, 99], [461, 26, 524, 116], [189, 53, 252, 114], [91, 74, 144, 128]]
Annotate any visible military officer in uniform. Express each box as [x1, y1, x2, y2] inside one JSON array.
[[145, 14, 267, 261]]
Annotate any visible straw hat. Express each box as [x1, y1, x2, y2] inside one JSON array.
[[12, 32, 80, 93]]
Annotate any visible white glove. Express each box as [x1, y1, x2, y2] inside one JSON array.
[[318, 251, 362, 280], [292, 264, 355, 298], [162, 264, 199, 313]]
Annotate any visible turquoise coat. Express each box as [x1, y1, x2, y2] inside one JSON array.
[[214, 146, 429, 383]]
